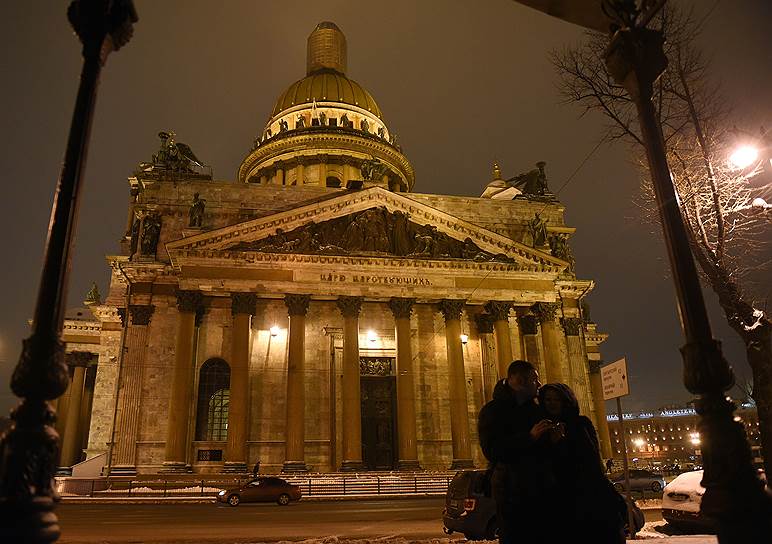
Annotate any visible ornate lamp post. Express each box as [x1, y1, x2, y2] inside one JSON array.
[[515, 1, 772, 541], [0, 1, 136, 542]]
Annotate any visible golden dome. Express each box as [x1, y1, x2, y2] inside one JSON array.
[[270, 22, 383, 120], [271, 71, 383, 120]]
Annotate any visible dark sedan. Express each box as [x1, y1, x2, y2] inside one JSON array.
[[217, 477, 302, 506]]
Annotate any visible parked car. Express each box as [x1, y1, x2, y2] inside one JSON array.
[[217, 477, 301, 506], [442, 469, 644, 540], [610, 469, 666, 492], [662, 470, 709, 530], [662, 469, 768, 531], [442, 470, 497, 540]]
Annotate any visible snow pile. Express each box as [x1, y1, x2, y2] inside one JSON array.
[[100, 485, 222, 494], [636, 498, 663, 509]]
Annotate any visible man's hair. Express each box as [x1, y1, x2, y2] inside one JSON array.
[[507, 360, 536, 379]]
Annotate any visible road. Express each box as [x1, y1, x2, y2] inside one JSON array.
[[57, 499, 665, 543]]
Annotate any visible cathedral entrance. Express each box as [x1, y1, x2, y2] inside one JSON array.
[[360, 357, 397, 470]]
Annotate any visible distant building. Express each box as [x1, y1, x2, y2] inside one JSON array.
[[607, 403, 761, 465]]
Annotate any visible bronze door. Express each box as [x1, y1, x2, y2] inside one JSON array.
[[360, 376, 397, 470]]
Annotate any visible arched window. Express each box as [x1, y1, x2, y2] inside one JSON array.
[[326, 176, 341, 188], [195, 358, 231, 441]]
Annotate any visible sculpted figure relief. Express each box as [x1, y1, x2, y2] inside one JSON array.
[[295, 115, 306, 129], [231, 207, 516, 264]]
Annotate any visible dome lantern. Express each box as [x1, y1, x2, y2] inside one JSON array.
[[307, 22, 347, 75]]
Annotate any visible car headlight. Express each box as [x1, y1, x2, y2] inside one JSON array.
[[218, 490, 226, 496]]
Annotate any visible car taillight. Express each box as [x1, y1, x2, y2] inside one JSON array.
[[463, 498, 477, 511]]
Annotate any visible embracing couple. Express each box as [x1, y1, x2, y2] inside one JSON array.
[[478, 360, 628, 544]]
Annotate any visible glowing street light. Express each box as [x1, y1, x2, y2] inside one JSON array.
[[690, 432, 701, 446], [730, 145, 759, 170], [269, 325, 280, 337], [366, 330, 378, 343], [460, 334, 469, 344]]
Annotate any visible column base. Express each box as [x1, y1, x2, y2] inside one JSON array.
[[159, 461, 191, 474], [221, 461, 248, 474], [281, 461, 308, 473], [108, 465, 137, 476], [450, 459, 475, 470], [397, 460, 422, 471], [340, 460, 364, 472]]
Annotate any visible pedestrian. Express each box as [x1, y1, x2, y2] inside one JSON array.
[[538, 383, 627, 544], [606, 458, 614, 474], [252, 459, 260, 479], [478, 360, 561, 544]]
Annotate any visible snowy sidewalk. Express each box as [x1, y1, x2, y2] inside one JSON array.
[[75, 535, 714, 544]]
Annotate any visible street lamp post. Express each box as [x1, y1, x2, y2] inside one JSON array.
[[603, 16, 772, 542], [514, 1, 772, 541], [0, 2, 136, 542]]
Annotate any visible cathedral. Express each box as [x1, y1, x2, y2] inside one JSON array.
[[58, 22, 611, 475]]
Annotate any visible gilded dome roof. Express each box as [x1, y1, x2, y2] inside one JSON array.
[[271, 70, 383, 119]]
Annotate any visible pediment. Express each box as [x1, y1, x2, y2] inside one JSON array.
[[166, 186, 567, 272]]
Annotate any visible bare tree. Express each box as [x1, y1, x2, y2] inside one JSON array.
[[552, 5, 772, 474]]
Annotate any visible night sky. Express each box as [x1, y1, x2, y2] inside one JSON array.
[[1, 1, 770, 416]]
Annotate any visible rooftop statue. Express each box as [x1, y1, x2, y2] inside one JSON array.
[[509, 161, 550, 197], [189, 192, 206, 228], [360, 156, 388, 181], [528, 212, 549, 248], [84, 282, 102, 305], [139, 131, 206, 174]]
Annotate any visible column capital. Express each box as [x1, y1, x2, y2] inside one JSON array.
[[285, 294, 311, 316], [337, 296, 363, 318], [484, 301, 512, 321], [129, 304, 154, 326], [176, 290, 203, 314], [561, 317, 583, 336], [532, 302, 560, 324], [388, 297, 415, 319], [474, 313, 494, 334], [231, 293, 257, 316], [65, 351, 94, 368], [517, 315, 538, 335], [438, 299, 466, 321]]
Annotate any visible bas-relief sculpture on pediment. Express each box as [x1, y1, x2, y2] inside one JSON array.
[[228, 206, 516, 263]]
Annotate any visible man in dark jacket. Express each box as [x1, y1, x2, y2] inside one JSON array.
[[478, 360, 559, 544]]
